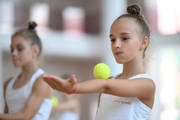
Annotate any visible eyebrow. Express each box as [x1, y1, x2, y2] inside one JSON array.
[[10, 44, 23, 48], [109, 32, 130, 37]]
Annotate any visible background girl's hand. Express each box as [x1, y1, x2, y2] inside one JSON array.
[[42, 74, 77, 94]]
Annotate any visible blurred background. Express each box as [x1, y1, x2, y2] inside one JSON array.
[[0, 0, 180, 120]]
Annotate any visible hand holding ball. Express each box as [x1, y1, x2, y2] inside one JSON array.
[[93, 63, 110, 79]]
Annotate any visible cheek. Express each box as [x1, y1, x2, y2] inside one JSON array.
[[124, 43, 139, 56], [19, 49, 33, 60]]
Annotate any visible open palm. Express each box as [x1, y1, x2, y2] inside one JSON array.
[[42, 74, 77, 94]]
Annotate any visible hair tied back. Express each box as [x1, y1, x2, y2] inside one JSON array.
[[28, 21, 37, 31], [127, 5, 142, 16]]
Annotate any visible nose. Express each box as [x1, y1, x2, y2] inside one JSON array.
[[11, 49, 18, 57], [114, 39, 121, 48]]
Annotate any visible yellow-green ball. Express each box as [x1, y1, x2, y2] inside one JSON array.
[[93, 63, 110, 79], [52, 96, 59, 107]]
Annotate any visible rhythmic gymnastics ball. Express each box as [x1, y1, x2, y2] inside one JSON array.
[[93, 63, 110, 79], [52, 96, 59, 107]]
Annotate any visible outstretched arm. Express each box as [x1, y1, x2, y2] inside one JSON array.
[[3, 78, 12, 113], [42, 74, 155, 98]]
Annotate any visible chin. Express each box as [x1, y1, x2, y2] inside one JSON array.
[[116, 60, 125, 64], [115, 59, 122, 63], [13, 63, 21, 67]]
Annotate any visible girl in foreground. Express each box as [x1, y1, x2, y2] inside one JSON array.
[[43, 5, 156, 120], [0, 21, 52, 120]]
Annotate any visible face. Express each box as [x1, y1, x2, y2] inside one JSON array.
[[10, 36, 34, 67], [110, 18, 143, 64]]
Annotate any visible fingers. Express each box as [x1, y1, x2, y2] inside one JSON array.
[[41, 74, 48, 78], [69, 74, 77, 84]]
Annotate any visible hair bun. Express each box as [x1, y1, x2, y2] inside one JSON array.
[[28, 21, 37, 30], [127, 5, 141, 15]]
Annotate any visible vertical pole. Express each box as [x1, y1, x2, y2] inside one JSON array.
[[101, 0, 127, 76]]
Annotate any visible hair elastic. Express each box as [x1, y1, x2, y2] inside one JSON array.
[[69, 84, 77, 95]]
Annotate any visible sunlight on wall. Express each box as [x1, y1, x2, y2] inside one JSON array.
[[62, 6, 85, 38], [157, 0, 180, 35], [30, 3, 49, 31]]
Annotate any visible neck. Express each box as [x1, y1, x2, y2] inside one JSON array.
[[20, 61, 39, 80], [120, 57, 145, 79]]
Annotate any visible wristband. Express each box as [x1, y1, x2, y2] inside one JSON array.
[[69, 84, 77, 94]]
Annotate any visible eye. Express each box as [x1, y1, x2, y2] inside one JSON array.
[[110, 39, 115, 42], [17, 47, 24, 52], [122, 37, 129, 41]]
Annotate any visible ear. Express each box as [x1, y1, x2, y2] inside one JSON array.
[[139, 36, 149, 50], [32, 45, 40, 58]]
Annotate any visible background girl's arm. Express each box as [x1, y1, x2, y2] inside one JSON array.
[[3, 78, 12, 113], [53, 98, 78, 112], [0, 77, 52, 120]]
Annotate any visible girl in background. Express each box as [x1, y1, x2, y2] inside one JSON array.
[[0, 21, 52, 120], [43, 5, 156, 120]]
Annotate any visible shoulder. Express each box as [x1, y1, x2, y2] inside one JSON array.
[[32, 76, 52, 97], [33, 76, 51, 90], [135, 77, 155, 87], [4, 77, 13, 97], [4, 77, 13, 90], [131, 73, 155, 88], [32, 68, 51, 93], [132, 78, 156, 95], [147, 78, 156, 91]]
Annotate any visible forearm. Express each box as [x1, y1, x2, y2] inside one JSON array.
[[75, 79, 108, 94], [54, 100, 77, 112], [0, 113, 26, 120], [53, 104, 70, 112]]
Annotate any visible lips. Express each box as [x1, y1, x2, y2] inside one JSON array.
[[114, 52, 123, 56], [12, 59, 19, 63]]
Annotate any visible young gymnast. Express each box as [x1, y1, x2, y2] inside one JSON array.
[[42, 4, 156, 120], [0, 21, 52, 120]]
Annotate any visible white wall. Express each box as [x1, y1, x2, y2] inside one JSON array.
[[0, 45, 4, 113]]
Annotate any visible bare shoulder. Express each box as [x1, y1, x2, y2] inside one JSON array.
[[140, 78, 155, 89], [134, 78, 155, 88], [34, 76, 46, 85], [33, 76, 51, 90], [33, 76, 52, 98], [133, 78, 156, 96]]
